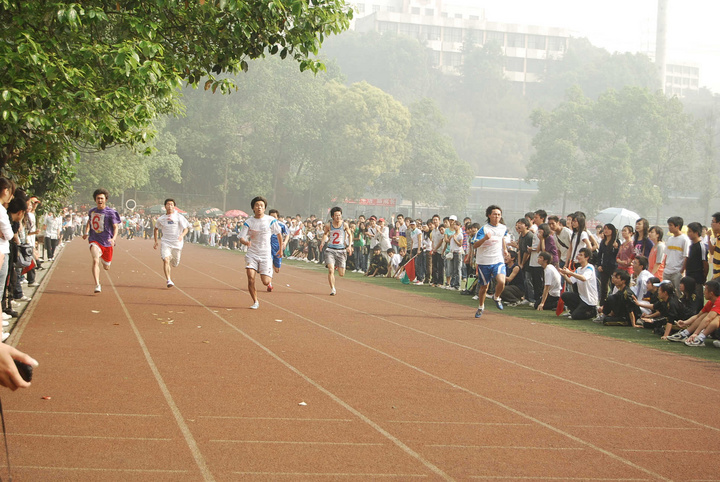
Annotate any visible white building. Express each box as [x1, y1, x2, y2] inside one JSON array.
[[351, 0, 570, 94]]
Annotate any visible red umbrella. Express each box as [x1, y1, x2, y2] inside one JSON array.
[[224, 209, 248, 218]]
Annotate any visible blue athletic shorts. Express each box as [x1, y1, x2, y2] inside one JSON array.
[[272, 255, 282, 269], [477, 262, 506, 285]]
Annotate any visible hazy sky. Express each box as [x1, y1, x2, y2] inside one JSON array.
[[453, 0, 720, 93]]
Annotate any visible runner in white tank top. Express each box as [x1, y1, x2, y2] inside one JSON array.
[[322, 206, 353, 296]]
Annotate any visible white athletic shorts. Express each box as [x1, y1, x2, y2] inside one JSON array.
[[325, 248, 347, 269], [160, 245, 182, 267], [246, 254, 273, 277]]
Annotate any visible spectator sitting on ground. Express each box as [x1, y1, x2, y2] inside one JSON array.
[[634, 276, 661, 313], [366, 246, 388, 277], [535, 251, 562, 311], [595, 269, 641, 327], [667, 279, 720, 347], [558, 248, 599, 320], [500, 250, 524, 306], [631, 256, 653, 316], [678, 276, 703, 319], [642, 282, 683, 339]]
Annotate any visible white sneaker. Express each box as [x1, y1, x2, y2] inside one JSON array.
[[472, 295, 479, 300], [1, 313, 11, 321], [250, 301, 259, 310], [330, 288, 336, 296], [18, 296, 31, 302], [94, 285, 102, 293], [167, 280, 174, 288], [1, 332, 8, 342], [2, 320, 8, 327]]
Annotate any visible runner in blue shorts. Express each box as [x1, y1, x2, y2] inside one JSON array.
[[472, 204, 510, 318], [267, 209, 289, 292]]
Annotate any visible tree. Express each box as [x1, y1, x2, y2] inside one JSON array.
[[1, 0, 352, 200], [72, 119, 183, 204], [528, 86, 703, 216], [380, 98, 471, 215]]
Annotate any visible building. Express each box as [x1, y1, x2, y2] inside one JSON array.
[[664, 63, 700, 97], [351, 0, 570, 94]]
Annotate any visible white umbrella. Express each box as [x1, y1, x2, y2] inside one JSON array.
[[594, 207, 641, 230]]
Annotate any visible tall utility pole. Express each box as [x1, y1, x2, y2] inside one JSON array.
[[656, 0, 668, 93]]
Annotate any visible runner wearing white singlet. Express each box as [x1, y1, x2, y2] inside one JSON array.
[[238, 197, 283, 309], [321, 207, 353, 296], [153, 198, 190, 288]]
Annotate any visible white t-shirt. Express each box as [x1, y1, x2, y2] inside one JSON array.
[[409, 228, 421, 250], [544, 264, 562, 297], [663, 233, 690, 275], [473, 223, 508, 265], [529, 232, 540, 267], [239, 215, 283, 259], [390, 253, 402, 271], [569, 231, 590, 264], [155, 212, 190, 249], [554, 226, 572, 261], [633, 269, 653, 301], [569, 264, 598, 306]]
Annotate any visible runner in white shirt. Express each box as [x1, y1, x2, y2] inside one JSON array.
[[153, 199, 190, 288], [321, 206, 353, 296], [471, 204, 509, 318], [238, 196, 283, 309]]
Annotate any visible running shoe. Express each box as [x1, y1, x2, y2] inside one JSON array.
[[684, 337, 705, 347], [2, 320, 8, 327], [167, 280, 174, 288], [330, 288, 336, 296], [494, 297, 504, 310], [94, 284, 102, 293], [267, 283, 273, 292], [250, 301, 259, 310], [474, 307, 484, 318], [667, 332, 687, 342], [1, 313, 9, 321], [1, 333, 8, 342], [18, 296, 31, 302]]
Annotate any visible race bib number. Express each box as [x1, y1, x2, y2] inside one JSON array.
[[91, 212, 105, 234], [331, 232, 341, 245]]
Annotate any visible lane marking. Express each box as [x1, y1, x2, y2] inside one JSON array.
[[124, 252, 452, 481], [211, 440, 384, 446], [273, 263, 720, 394], [11, 433, 171, 441], [10, 465, 189, 474], [7, 410, 161, 417], [234, 472, 428, 478], [170, 260, 673, 481], [199, 416, 354, 422], [107, 274, 216, 482]]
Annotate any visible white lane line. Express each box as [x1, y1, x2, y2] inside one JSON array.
[[234, 472, 428, 478], [199, 416, 354, 422], [11, 433, 171, 441], [211, 440, 384, 446], [275, 264, 720, 393], [175, 262, 672, 481], [10, 465, 190, 474], [467, 477, 650, 481], [124, 253, 453, 481], [107, 274, 216, 482], [7, 410, 161, 417], [428, 445, 584, 450], [387, 421, 532, 426]]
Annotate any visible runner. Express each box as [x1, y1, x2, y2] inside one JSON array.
[[471, 204, 509, 318], [321, 207, 353, 295], [267, 209, 289, 292], [238, 197, 283, 309], [82, 189, 121, 293], [153, 199, 190, 288]]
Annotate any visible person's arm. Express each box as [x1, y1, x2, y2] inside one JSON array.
[[153, 226, 160, 249], [506, 265, 520, 283], [345, 223, 353, 254], [537, 283, 550, 311], [111, 223, 120, 246]]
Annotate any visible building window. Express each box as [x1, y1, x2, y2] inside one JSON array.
[[547, 36, 566, 52], [356, 3, 365, 14], [378, 21, 397, 33], [422, 25, 441, 41], [411, 7, 420, 14], [469, 15, 480, 21], [425, 8, 434, 16], [505, 57, 524, 72], [443, 51, 462, 68], [399, 22, 420, 38], [455, 13, 463, 19], [465, 29, 483, 45], [372, 4, 380, 13], [429, 50, 441, 67], [507, 33, 525, 48], [444, 27, 463, 43], [526, 58, 545, 74], [527, 35, 546, 50], [486, 31, 504, 46], [387, 6, 395, 12]]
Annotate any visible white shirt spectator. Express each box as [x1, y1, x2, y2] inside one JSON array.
[[663, 233, 690, 275]]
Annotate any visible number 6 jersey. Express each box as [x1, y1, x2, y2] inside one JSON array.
[[88, 207, 121, 247]]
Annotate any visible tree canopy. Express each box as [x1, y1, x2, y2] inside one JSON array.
[[0, 0, 352, 201]]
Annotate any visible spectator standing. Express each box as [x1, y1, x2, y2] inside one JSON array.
[[430, 215, 444, 287], [648, 226, 666, 280], [663, 216, 690, 291], [633, 218, 654, 258], [548, 215, 572, 268], [597, 224, 619, 304], [616, 225, 635, 275], [685, 222, 708, 301]]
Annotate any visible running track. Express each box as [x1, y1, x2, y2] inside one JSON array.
[[3, 238, 720, 481]]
